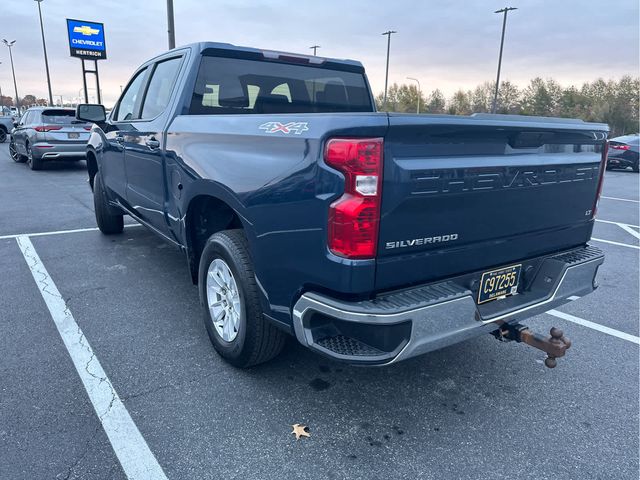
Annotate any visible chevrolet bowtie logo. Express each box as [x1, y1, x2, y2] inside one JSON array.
[[73, 25, 100, 36]]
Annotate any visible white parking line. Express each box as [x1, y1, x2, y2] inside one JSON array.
[[595, 219, 640, 241], [601, 195, 640, 204], [547, 309, 640, 345], [0, 223, 141, 241], [596, 219, 640, 229], [16, 236, 168, 480], [591, 237, 640, 250], [618, 224, 640, 241]]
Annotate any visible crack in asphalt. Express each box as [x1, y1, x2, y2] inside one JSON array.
[[122, 369, 219, 403], [18, 237, 119, 424]]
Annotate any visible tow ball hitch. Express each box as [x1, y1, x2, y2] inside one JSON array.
[[495, 323, 572, 368]]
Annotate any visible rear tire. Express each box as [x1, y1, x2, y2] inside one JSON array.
[[199, 229, 286, 368], [93, 172, 124, 234], [633, 160, 639, 173], [0, 128, 7, 143], [26, 143, 43, 171]]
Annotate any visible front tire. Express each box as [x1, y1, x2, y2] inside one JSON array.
[[199, 230, 286, 368], [93, 172, 124, 234]]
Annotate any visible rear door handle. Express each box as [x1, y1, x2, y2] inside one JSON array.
[[145, 137, 160, 149], [114, 134, 124, 143]]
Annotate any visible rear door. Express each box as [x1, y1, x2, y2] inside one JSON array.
[[376, 114, 608, 291], [122, 54, 184, 236]]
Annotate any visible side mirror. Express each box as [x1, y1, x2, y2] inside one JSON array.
[[76, 103, 106, 123]]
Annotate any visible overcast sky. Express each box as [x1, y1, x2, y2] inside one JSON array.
[[1, 0, 638, 107]]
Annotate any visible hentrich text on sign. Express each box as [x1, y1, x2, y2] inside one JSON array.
[[66, 19, 107, 60]]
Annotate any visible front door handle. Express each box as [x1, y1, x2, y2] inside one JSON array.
[[145, 137, 160, 149]]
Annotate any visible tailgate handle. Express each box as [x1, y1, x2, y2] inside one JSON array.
[[145, 137, 160, 149]]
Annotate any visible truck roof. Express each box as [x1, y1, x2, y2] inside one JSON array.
[[165, 42, 364, 71]]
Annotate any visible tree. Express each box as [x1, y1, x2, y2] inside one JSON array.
[[521, 78, 558, 116], [21, 94, 37, 107], [471, 82, 494, 113], [0, 95, 13, 107], [425, 89, 446, 113], [447, 89, 472, 115], [496, 81, 521, 114]]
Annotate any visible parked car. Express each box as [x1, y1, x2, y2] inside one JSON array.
[[76, 42, 608, 369], [606, 134, 639, 172], [9, 107, 91, 170], [0, 115, 13, 143]]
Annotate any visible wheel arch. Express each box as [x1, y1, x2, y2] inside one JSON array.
[[86, 149, 98, 190], [184, 194, 245, 284]]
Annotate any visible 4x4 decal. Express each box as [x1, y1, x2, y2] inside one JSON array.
[[259, 122, 309, 135]]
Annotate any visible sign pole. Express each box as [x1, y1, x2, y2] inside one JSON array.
[[94, 60, 102, 104], [81, 58, 89, 103]]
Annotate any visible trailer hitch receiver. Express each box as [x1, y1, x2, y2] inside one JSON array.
[[497, 323, 571, 368]]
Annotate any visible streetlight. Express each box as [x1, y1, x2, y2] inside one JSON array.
[[406, 77, 421, 114], [309, 45, 320, 56], [381, 30, 397, 109], [491, 7, 517, 114], [34, 0, 53, 106], [2, 40, 20, 112], [167, 0, 176, 49]]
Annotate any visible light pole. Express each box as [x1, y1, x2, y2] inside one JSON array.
[[406, 77, 421, 114], [491, 7, 517, 114], [309, 45, 320, 56], [167, 0, 176, 49], [381, 30, 397, 110], [35, 0, 53, 106], [3, 40, 20, 112]]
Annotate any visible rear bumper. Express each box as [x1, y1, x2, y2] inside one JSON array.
[[292, 245, 604, 365], [32, 143, 86, 160]]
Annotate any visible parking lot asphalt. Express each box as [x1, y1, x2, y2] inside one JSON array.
[[0, 144, 638, 480]]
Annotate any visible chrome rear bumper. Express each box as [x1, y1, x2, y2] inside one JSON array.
[[292, 245, 604, 365]]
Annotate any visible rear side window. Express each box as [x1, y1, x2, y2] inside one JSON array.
[[42, 109, 75, 124], [141, 57, 182, 119], [115, 67, 148, 122], [189, 56, 373, 115]]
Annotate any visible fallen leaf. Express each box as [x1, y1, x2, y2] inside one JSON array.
[[291, 424, 310, 440]]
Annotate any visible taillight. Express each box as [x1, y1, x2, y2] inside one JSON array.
[[325, 138, 383, 259], [83, 126, 92, 131], [610, 144, 630, 150], [592, 141, 608, 218], [34, 125, 62, 132]]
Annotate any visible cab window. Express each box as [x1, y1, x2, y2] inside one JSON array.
[[115, 68, 148, 122], [141, 57, 182, 119]]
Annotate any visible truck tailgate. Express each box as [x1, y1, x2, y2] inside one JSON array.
[[376, 114, 608, 291]]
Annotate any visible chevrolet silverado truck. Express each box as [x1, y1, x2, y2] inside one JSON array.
[[76, 42, 608, 368]]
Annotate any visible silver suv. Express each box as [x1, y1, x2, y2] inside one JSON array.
[[9, 107, 92, 170]]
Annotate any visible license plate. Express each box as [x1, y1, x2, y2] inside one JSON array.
[[68, 132, 79, 139], [477, 264, 522, 304]]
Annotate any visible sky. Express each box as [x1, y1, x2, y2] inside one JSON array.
[[1, 0, 638, 107]]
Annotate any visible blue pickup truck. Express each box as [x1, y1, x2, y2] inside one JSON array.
[[76, 42, 608, 368]]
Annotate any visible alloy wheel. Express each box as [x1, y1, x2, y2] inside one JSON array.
[[206, 258, 242, 342]]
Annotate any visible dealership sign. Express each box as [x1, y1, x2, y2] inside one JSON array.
[[66, 19, 107, 60]]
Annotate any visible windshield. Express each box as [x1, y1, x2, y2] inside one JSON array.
[[189, 56, 374, 115]]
